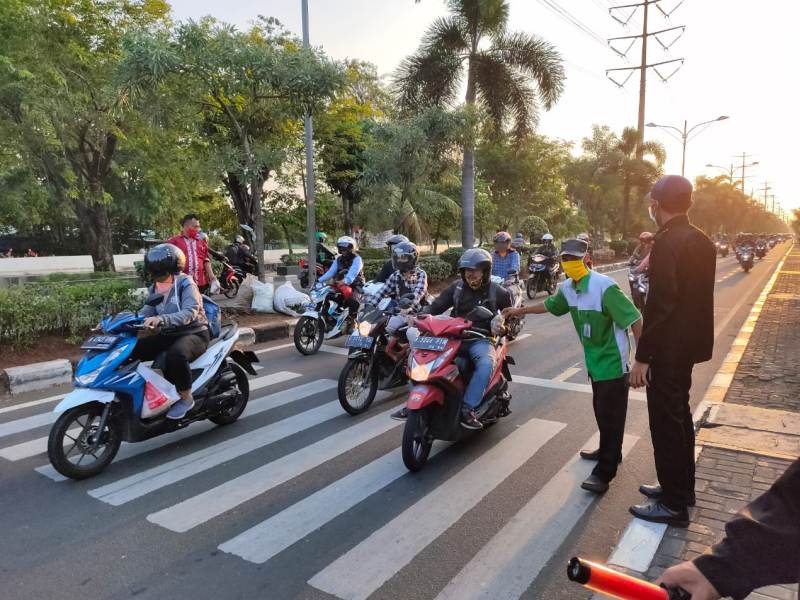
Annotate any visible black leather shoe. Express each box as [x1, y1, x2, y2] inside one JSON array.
[[460, 409, 483, 430], [579, 448, 622, 464], [390, 407, 408, 421], [580, 474, 609, 494], [639, 484, 696, 506], [629, 499, 689, 527]]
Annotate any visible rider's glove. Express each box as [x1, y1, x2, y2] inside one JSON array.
[[490, 314, 505, 336]]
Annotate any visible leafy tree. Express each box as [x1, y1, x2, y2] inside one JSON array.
[[690, 176, 787, 235], [121, 17, 343, 275], [520, 215, 549, 243], [394, 0, 564, 248], [0, 0, 171, 270], [612, 127, 665, 237]]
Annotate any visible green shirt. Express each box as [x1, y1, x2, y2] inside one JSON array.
[[544, 271, 641, 382]]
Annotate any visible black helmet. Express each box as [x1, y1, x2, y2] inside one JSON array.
[[386, 234, 409, 249], [145, 243, 185, 278], [458, 248, 492, 287], [391, 241, 418, 272]]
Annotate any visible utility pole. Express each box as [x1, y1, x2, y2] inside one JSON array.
[[607, 0, 686, 158], [760, 181, 771, 209], [733, 152, 756, 197], [302, 0, 317, 289]]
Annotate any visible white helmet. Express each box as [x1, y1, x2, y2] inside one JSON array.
[[336, 235, 358, 253], [235, 235, 245, 243], [542, 233, 554, 242]]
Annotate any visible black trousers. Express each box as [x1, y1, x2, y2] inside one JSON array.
[[646, 362, 695, 509], [132, 331, 210, 392], [590, 376, 629, 482]]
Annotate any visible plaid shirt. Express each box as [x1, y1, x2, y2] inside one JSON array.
[[364, 268, 428, 312], [491, 250, 520, 279]]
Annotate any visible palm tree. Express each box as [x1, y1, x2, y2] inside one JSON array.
[[613, 127, 665, 237], [395, 0, 565, 248]]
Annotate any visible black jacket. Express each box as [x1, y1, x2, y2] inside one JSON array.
[[635, 215, 716, 365], [375, 260, 394, 284], [694, 457, 800, 600], [428, 279, 512, 332]]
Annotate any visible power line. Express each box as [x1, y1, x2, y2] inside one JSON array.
[[534, 0, 608, 48]]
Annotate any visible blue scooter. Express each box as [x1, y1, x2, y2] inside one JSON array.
[[47, 305, 258, 480]]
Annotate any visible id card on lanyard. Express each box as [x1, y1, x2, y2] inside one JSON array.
[[583, 323, 591, 339]]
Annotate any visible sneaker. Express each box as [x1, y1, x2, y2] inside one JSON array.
[[167, 398, 195, 420], [390, 407, 409, 421], [460, 408, 483, 430]]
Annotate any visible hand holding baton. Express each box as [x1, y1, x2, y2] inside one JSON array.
[[568, 557, 690, 600]]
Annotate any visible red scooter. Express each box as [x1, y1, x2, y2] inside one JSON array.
[[401, 306, 514, 472]]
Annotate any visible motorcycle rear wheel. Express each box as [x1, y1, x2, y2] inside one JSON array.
[[209, 363, 250, 425], [338, 356, 379, 415], [294, 316, 324, 355], [526, 278, 537, 300], [47, 402, 122, 480], [402, 409, 433, 472]]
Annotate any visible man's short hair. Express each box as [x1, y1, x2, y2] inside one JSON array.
[[181, 213, 199, 225]]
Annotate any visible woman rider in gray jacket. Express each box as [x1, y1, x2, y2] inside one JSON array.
[[135, 244, 209, 419]]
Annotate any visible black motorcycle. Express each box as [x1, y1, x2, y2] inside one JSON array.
[[627, 268, 649, 310], [337, 299, 411, 415], [739, 246, 755, 273], [755, 242, 767, 259], [526, 254, 560, 299]]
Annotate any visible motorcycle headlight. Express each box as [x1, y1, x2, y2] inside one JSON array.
[[358, 320, 373, 336], [409, 357, 433, 381]]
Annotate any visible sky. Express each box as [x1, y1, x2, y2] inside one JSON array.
[[168, 0, 799, 216]]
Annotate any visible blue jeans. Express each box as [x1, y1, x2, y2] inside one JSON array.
[[461, 339, 497, 409]]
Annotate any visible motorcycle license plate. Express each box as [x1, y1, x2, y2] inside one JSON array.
[[81, 335, 120, 350], [412, 336, 448, 351], [346, 335, 374, 349]]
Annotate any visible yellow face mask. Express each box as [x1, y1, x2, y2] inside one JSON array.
[[562, 259, 589, 282]]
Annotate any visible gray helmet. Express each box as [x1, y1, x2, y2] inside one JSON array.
[[458, 248, 493, 286], [386, 234, 409, 249]]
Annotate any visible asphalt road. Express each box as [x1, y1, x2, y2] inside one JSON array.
[[0, 244, 789, 600]]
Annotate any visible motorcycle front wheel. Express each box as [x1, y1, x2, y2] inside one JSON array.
[[526, 277, 537, 300], [47, 402, 122, 480], [402, 409, 433, 472], [223, 280, 240, 299], [338, 356, 379, 415], [294, 316, 325, 355]]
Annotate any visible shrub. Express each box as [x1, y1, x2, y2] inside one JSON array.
[[280, 253, 307, 266], [438, 247, 467, 275], [361, 258, 384, 281], [608, 240, 629, 257], [0, 279, 140, 347], [418, 256, 452, 283], [358, 247, 389, 260]]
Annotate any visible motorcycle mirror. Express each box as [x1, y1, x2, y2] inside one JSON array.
[[466, 306, 494, 322], [145, 293, 164, 307]]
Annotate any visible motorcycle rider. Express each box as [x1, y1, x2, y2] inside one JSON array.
[[224, 235, 257, 273], [318, 235, 364, 319], [415, 249, 512, 430], [629, 232, 654, 273], [134, 244, 210, 420], [375, 234, 410, 283], [531, 233, 560, 287], [491, 231, 521, 280]]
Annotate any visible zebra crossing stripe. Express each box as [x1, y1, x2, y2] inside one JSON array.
[[307, 417, 566, 600], [32, 379, 336, 479], [0, 371, 299, 444], [0, 394, 65, 415], [147, 404, 403, 533], [219, 443, 450, 564], [433, 433, 640, 600], [89, 400, 348, 506]]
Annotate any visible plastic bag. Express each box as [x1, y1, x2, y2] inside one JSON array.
[[251, 280, 275, 313], [229, 274, 256, 312], [137, 364, 180, 418], [273, 281, 311, 317]]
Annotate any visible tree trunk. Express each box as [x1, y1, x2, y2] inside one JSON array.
[[251, 172, 266, 281], [433, 238, 439, 254], [461, 51, 478, 249], [342, 195, 352, 235], [74, 185, 116, 272]]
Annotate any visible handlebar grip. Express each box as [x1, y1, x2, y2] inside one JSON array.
[[567, 558, 688, 600]]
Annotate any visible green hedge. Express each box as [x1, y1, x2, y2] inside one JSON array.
[[0, 279, 140, 347], [358, 247, 389, 260], [438, 247, 467, 275]]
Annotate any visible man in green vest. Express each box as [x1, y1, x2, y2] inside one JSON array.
[[503, 238, 642, 493]]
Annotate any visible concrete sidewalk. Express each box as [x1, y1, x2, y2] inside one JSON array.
[[645, 246, 800, 599]]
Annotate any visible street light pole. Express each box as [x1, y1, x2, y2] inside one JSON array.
[[302, 0, 317, 289], [646, 116, 729, 177]]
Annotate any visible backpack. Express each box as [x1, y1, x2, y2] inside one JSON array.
[[177, 277, 222, 339]]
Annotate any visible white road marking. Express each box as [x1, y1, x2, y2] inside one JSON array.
[[0, 411, 55, 440], [553, 366, 582, 382], [513, 374, 647, 402], [219, 443, 450, 564], [0, 394, 66, 415], [307, 418, 565, 600], [434, 433, 639, 600], [31, 379, 336, 476], [147, 403, 403, 532], [254, 342, 294, 355], [607, 519, 668, 573]]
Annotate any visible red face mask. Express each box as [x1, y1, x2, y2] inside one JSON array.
[[185, 228, 199, 239]]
